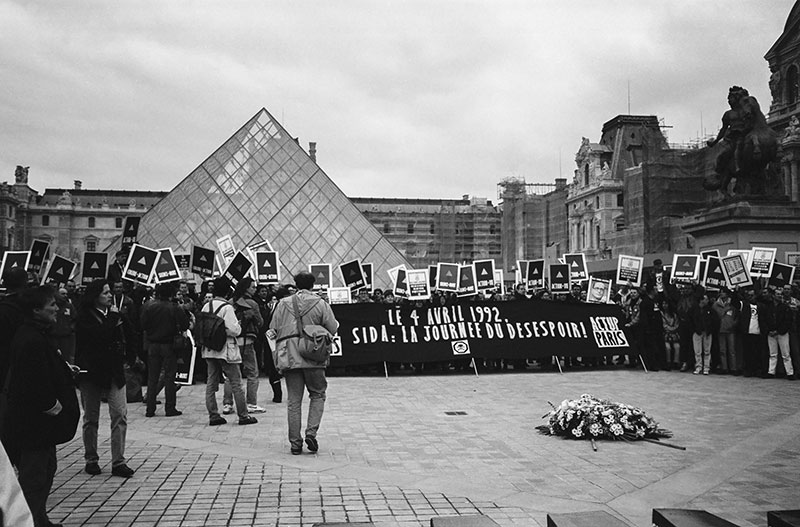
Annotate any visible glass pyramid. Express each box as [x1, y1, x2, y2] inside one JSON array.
[[130, 108, 410, 289]]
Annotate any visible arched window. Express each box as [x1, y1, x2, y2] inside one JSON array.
[[42, 215, 50, 226], [88, 216, 96, 228], [583, 164, 590, 186], [787, 65, 798, 104]]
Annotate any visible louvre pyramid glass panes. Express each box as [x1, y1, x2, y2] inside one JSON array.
[[126, 108, 409, 289]]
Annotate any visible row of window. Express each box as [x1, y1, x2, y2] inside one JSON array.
[[382, 223, 499, 235], [41, 216, 124, 228]]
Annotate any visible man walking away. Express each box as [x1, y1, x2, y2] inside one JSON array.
[[269, 271, 338, 455]]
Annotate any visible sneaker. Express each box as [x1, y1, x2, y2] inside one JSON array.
[[247, 404, 266, 413], [788, 374, 796, 381], [290, 447, 302, 455], [209, 416, 227, 426], [693, 367, 701, 375], [703, 370, 709, 375], [222, 404, 234, 415], [680, 363, 689, 372], [111, 464, 134, 478], [305, 436, 319, 453], [85, 462, 101, 475], [238, 416, 258, 426]]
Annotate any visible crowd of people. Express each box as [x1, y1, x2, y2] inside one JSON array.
[[1, 248, 797, 526], [0, 255, 338, 527]]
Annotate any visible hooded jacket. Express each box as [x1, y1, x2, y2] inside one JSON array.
[[269, 290, 339, 372]]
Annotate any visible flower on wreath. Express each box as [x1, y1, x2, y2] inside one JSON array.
[[589, 423, 603, 436], [610, 423, 624, 436]]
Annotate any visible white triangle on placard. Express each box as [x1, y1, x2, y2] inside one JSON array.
[[160, 256, 169, 265], [682, 261, 691, 268], [445, 270, 454, 277], [90, 262, 100, 270], [348, 269, 356, 277], [480, 269, 488, 276], [317, 272, 325, 279], [10, 262, 17, 268], [200, 254, 208, 262], [778, 272, 785, 280], [531, 268, 539, 275], [571, 261, 578, 268], [137, 257, 147, 265], [556, 271, 563, 278]]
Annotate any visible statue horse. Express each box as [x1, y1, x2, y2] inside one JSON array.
[[704, 95, 780, 196]]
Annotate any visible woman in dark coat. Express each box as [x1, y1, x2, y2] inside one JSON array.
[[75, 279, 134, 478], [4, 285, 80, 527]]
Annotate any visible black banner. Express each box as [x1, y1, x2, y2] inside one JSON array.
[[330, 299, 628, 365]]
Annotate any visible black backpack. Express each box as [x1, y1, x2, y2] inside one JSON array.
[[193, 301, 228, 352]]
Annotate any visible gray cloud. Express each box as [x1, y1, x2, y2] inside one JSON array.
[[0, 0, 793, 202]]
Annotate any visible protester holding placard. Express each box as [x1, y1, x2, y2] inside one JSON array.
[[689, 294, 715, 375], [140, 282, 190, 417], [711, 290, 739, 375], [737, 288, 768, 378], [75, 280, 134, 478], [762, 289, 795, 380], [660, 300, 681, 370], [0, 268, 30, 397]]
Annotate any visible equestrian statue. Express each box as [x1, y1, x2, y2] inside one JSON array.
[[703, 86, 781, 196]]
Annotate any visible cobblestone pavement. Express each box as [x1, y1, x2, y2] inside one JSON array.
[[45, 368, 800, 526]]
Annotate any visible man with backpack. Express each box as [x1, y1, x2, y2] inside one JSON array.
[[268, 271, 338, 455], [195, 277, 256, 426]]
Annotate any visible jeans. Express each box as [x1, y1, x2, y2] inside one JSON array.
[[16, 446, 56, 527], [80, 381, 127, 467], [147, 342, 178, 413], [718, 332, 737, 371], [205, 359, 249, 419], [692, 332, 712, 373], [767, 333, 794, 375], [284, 368, 327, 449], [223, 342, 259, 407]]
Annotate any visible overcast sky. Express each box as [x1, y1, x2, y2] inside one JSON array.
[[0, 1, 794, 202]]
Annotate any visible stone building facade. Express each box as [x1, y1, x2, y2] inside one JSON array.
[[1, 168, 165, 263], [498, 178, 567, 272], [350, 196, 502, 271]]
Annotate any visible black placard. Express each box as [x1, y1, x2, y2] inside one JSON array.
[[191, 246, 215, 277], [82, 252, 109, 285]]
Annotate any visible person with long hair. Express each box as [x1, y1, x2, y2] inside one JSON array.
[[75, 280, 134, 478]]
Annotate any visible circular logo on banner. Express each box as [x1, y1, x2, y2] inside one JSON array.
[[451, 340, 470, 355]]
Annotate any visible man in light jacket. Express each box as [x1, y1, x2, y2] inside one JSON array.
[[269, 271, 338, 455], [201, 277, 257, 427]]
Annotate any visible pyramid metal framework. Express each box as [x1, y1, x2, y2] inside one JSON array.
[[130, 108, 409, 289]]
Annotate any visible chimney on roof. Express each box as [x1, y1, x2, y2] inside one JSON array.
[[74, 180, 82, 190], [309, 142, 317, 163], [555, 178, 567, 190]]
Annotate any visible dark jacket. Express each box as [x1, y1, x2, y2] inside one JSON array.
[[4, 319, 80, 452], [690, 303, 716, 335], [75, 308, 127, 389], [737, 297, 770, 335], [0, 293, 24, 387], [762, 301, 792, 335], [140, 299, 189, 344]]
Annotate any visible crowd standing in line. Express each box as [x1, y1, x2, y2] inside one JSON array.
[[0, 248, 798, 525]]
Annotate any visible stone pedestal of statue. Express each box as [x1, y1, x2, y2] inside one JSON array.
[[681, 197, 800, 257]]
